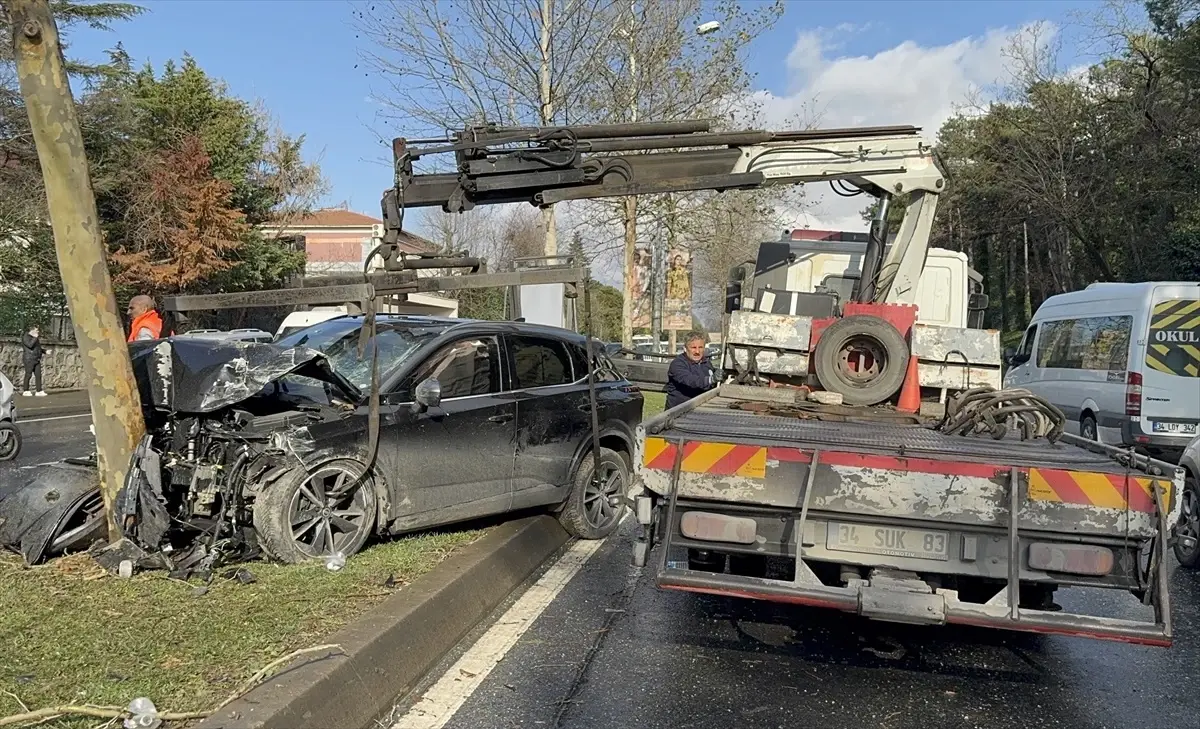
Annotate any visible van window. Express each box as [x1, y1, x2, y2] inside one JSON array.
[[1036, 316, 1132, 370], [1017, 324, 1037, 359], [1147, 298, 1200, 377]]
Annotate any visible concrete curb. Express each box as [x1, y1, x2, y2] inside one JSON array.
[[197, 515, 572, 729]]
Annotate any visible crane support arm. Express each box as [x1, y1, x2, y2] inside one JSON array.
[[378, 121, 946, 304]]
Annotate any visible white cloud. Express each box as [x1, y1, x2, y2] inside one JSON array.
[[754, 24, 1050, 231]]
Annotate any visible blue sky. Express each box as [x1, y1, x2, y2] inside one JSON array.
[[67, 0, 1104, 230]]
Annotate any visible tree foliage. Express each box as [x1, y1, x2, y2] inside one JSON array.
[[929, 3, 1200, 333], [1, 10, 324, 334]]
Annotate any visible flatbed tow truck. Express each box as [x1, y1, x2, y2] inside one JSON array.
[[371, 119, 1186, 647]]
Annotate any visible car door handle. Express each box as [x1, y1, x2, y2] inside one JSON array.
[[488, 413, 514, 424]]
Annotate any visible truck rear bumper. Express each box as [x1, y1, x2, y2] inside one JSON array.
[[656, 567, 1173, 647]]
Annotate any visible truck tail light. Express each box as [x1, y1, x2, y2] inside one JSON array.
[[680, 511, 757, 545], [1028, 543, 1115, 576], [1125, 371, 1142, 416]]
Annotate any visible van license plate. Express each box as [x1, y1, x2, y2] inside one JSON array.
[[1152, 421, 1197, 435], [826, 523, 950, 561]]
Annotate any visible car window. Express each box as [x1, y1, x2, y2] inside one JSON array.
[[410, 337, 500, 398], [510, 335, 572, 389], [275, 318, 445, 390], [567, 342, 622, 383]]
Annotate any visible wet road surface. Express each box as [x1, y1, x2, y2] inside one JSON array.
[[0, 413, 93, 474], [392, 520, 1200, 729]]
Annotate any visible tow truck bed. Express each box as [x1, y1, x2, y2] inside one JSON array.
[[633, 389, 1184, 646], [665, 396, 1132, 473], [641, 392, 1178, 540]]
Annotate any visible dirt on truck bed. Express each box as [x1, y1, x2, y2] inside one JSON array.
[[662, 395, 1136, 474]]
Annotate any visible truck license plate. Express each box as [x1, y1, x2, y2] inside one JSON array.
[[1151, 421, 1197, 435], [826, 522, 950, 561]]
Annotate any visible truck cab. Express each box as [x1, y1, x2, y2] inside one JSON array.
[[744, 229, 988, 329]]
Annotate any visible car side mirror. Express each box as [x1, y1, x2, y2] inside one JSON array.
[[1003, 347, 1016, 364], [414, 377, 441, 412], [968, 292, 990, 311]]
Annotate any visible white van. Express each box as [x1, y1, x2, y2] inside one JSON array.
[[1003, 281, 1200, 457]]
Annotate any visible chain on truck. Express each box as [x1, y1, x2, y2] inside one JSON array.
[[367, 119, 1186, 647]]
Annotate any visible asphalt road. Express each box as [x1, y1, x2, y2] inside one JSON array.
[[0, 413, 94, 473], [392, 519, 1200, 729]]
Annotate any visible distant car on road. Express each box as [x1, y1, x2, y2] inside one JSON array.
[[1173, 432, 1200, 568]]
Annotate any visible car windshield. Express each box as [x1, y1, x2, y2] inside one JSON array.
[[274, 317, 445, 391]]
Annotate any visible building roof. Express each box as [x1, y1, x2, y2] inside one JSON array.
[[280, 208, 438, 253], [294, 208, 383, 227]]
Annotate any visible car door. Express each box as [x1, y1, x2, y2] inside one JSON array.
[[380, 335, 516, 529], [506, 333, 589, 506]]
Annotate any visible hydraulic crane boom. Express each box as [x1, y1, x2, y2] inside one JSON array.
[[377, 120, 946, 305]]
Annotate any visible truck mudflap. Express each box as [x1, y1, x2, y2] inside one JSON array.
[[634, 443, 1177, 647]]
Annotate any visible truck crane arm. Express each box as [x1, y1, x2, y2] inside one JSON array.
[[378, 120, 947, 305]]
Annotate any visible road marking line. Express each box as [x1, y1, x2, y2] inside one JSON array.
[[391, 536, 605, 729], [19, 413, 91, 424]]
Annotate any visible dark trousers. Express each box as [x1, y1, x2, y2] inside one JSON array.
[[22, 361, 42, 392]]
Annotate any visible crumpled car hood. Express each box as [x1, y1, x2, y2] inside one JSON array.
[[130, 337, 361, 414]]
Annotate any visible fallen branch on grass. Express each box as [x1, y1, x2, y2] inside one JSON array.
[[0, 644, 343, 728], [0, 705, 210, 727]]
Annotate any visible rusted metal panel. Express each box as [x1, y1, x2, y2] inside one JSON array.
[[638, 435, 1181, 540], [725, 346, 810, 376], [917, 362, 1003, 390], [726, 310, 813, 351], [912, 324, 1002, 365]]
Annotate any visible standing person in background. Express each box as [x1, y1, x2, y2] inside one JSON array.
[[665, 331, 716, 410], [126, 294, 164, 342], [21, 325, 46, 397]]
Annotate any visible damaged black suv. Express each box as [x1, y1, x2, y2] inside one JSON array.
[[6, 316, 643, 567]]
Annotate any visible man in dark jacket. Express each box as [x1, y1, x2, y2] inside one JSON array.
[[665, 331, 716, 410], [21, 326, 46, 397]]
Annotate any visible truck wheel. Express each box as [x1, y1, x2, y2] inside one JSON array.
[[558, 447, 628, 540], [253, 459, 378, 564], [1173, 477, 1200, 568], [814, 315, 909, 406]]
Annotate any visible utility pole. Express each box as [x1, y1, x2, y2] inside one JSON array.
[[10, 0, 145, 540], [619, 0, 639, 349], [538, 0, 557, 257]]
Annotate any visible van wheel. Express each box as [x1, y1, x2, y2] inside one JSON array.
[[1080, 415, 1098, 441], [1173, 477, 1200, 569]]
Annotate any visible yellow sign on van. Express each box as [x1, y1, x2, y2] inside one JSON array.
[[1146, 299, 1200, 377]]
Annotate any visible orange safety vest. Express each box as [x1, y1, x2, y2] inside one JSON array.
[[127, 310, 164, 342]]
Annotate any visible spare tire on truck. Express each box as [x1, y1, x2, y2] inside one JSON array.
[[814, 314, 910, 406]]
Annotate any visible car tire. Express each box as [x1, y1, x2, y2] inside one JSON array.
[[253, 459, 378, 564], [814, 315, 910, 406], [1173, 476, 1200, 569], [558, 447, 628, 540], [1081, 414, 1099, 442], [0, 422, 21, 462]]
